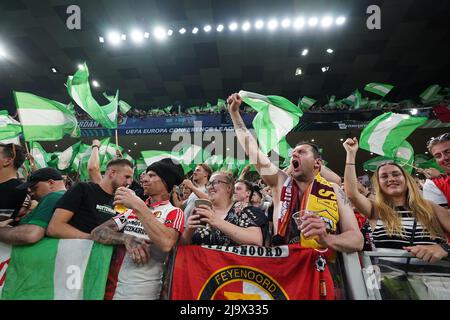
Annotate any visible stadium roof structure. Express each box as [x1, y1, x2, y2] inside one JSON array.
[[0, 0, 449, 113]]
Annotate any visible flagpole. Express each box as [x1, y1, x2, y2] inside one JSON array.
[[115, 129, 123, 158]]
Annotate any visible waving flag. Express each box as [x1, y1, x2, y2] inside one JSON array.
[[67, 63, 118, 128], [14, 92, 80, 141], [364, 83, 394, 97], [29, 141, 51, 169], [359, 112, 427, 159], [103, 92, 132, 114], [239, 90, 302, 155], [141, 150, 190, 173], [420, 85, 441, 103], [0, 111, 22, 144], [298, 96, 316, 110], [1, 238, 112, 300]]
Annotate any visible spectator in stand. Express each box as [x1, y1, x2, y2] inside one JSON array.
[[422, 133, 450, 208], [46, 159, 133, 239], [227, 93, 362, 251], [0, 168, 66, 245], [91, 158, 185, 300], [343, 137, 450, 263], [0, 143, 27, 225], [181, 172, 264, 246]]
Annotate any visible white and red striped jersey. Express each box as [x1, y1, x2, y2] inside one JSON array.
[[105, 199, 184, 300]]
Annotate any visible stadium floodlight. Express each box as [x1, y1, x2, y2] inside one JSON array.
[[321, 16, 333, 28], [77, 64, 84, 70], [336, 16, 346, 25], [295, 67, 302, 76], [308, 17, 319, 27], [410, 108, 418, 115], [326, 48, 334, 54], [229, 22, 238, 31], [121, 34, 127, 41], [107, 31, 121, 45], [216, 24, 224, 32], [267, 19, 278, 30], [204, 25, 212, 32], [255, 20, 264, 30], [192, 27, 199, 34], [242, 21, 251, 31], [154, 27, 167, 40], [167, 29, 174, 36], [51, 67, 57, 73], [281, 18, 291, 28], [301, 49, 308, 56], [130, 29, 144, 43], [293, 17, 305, 30], [179, 28, 186, 34], [98, 36, 105, 43], [144, 32, 150, 38], [92, 80, 100, 87], [321, 66, 330, 72]]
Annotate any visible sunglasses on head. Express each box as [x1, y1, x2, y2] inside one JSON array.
[[426, 133, 450, 149]]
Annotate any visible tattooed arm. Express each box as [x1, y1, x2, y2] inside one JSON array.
[[227, 93, 285, 188], [91, 219, 151, 265]]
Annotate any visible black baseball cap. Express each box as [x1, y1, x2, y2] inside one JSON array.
[[17, 167, 63, 190]]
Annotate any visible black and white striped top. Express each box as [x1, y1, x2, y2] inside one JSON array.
[[372, 207, 446, 249]]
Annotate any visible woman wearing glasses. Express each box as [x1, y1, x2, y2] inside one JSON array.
[[343, 138, 450, 263], [181, 172, 264, 246]]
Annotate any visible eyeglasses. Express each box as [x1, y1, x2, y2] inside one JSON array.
[[426, 133, 449, 149], [206, 180, 230, 188]]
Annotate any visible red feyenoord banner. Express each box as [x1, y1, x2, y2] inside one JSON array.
[[171, 244, 335, 300]]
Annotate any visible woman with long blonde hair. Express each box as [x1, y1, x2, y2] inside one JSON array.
[[343, 138, 450, 263]]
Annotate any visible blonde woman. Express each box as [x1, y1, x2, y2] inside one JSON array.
[[181, 172, 263, 246], [343, 138, 450, 263]]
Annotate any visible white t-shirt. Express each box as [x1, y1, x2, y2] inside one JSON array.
[[423, 179, 448, 206], [105, 200, 184, 300]]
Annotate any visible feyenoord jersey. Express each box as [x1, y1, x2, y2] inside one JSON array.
[[105, 199, 184, 300]]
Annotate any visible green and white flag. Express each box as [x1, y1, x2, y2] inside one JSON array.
[[67, 63, 118, 128], [178, 145, 206, 168], [134, 157, 147, 179], [1, 238, 112, 300], [364, 83, 394, 97], [239, 90, 302, 155], [343, 89, 362, 109], [204, 155, 224, 171], [0, 110, 22, 144], [298, 96, 316, 110], [29, 141, 51, 169], [103, 92, 132, 114], [415, 154, 445, 173], [14, 92, 80, 141], [363, 156, 391, 172], [420, 85, 441, 103], [57, 142, 82, 171], [393, 141, 414, 173], [359, 112, 427, 158]]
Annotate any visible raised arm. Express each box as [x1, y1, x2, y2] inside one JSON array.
[[321, 165, 342, 186], [87, 139, 102, 184], [343, 138, 373, 218], [227, 93, 284, 188]]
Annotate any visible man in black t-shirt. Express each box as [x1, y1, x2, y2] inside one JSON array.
[[0, 143, 27, 223], [47, 159, 134, 239]]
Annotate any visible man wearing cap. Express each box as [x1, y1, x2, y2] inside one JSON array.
[[91, 158, 185, 300], [47, 159, 133, 239], [0, 168, 66, 245]]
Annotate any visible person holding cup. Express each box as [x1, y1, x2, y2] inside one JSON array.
[[181, 172, 263, 246]]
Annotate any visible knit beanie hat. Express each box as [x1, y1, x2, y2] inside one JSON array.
[[146, 158, 184, 192]]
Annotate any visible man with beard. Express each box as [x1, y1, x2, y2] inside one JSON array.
[[91, 158, 184, 300], [227, 93, 362, 251], [46, 159, 133, 239], [0, 168, 66, 244]]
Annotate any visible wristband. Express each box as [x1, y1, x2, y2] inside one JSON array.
[[92, 145, 100, 149]]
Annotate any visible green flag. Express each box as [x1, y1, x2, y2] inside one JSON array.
[[343, 89, 362, 109], [204, 155, 224, 171], [67, 63, 118, 128], [360, 112, 427, 159], [420, 85, 441, 103], [141, 150, 190, 174], [364, 83, 394, 97], [29, 141, 51, 169], [393, 141, 414, 173], [298, 96, 316, 110], [239, 90, 302, 155], [14, 92, 80, 141], [1, 238, 112, 299], [134, 157, 147, 180], [415, 154, 445, 173], [103, 92, 132, 114], [56, 142, 82, 171], [0, 110, 22, 144]]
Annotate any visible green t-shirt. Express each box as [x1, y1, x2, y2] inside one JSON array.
[[20, 191, 65, 229]]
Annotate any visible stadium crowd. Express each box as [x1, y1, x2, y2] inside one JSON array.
[[0, 94, 449, 300]]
